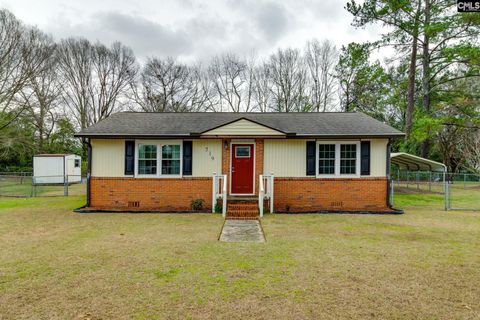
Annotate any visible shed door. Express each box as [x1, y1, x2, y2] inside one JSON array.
[[67, 159, 75, 175], [231, 144, 254, 194]]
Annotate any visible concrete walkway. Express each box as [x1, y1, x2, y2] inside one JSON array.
[[219, 220, 266, 242]]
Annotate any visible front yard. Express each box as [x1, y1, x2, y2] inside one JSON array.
[[0, 194, 479, 319]]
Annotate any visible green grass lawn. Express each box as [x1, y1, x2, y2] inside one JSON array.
[[0, 177, 86, 197], [0, 193, 479, 319]]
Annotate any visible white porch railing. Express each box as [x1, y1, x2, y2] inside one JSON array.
[[259, 173, 274, 218], [212, 173, 227, 217]]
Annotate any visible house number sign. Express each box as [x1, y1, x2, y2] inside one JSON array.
[[205, 146, 215, 160]]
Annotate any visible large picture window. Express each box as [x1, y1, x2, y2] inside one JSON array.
[[318, 144, 335, 175], [138, 144, 157, 174], [161, 145, 181, 175], [340, 144, 357, 174]]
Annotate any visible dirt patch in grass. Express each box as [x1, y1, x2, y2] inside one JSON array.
[[0, 196, 479, 319]]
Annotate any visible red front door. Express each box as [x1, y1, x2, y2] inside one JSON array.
[[231, 144, 254, 194]]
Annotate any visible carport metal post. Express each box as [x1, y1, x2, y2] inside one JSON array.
[[406, 170, 409, 189], [416, 171, 420, 190]]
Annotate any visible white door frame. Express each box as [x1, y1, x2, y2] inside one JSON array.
[[229, 142, 256, 196]]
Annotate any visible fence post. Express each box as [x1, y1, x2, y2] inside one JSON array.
[[464, 173, 466, 189], [31, 177, 34, 197], [64, 175, 68, 196], [416, 171, 420, 190], [397, 168, 400, 186], [406, 170, 409, 189], [428, 171, 432, 192]]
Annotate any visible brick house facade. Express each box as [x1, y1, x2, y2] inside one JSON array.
[[76, 112, 404, 214]]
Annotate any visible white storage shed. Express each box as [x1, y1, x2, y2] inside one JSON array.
[[33, 154, 82, 184]]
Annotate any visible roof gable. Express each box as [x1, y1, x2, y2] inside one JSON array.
[[201, 118, 285, 136]]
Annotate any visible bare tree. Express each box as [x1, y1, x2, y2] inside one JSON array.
[[208, 54, 253, 112], [89, 42, 137, 122], [463, 130, 480, 172], [305, 39, 338, 112], [57, 38, 92, 129], [251, 62, 272, 112], [134, 57, 210, 112], [268, 48, 308, 112], [0, 10, 52, 131], [18, 32, 60, 152], [57, 38, 137, 128]]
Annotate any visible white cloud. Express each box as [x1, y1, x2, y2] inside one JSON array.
[[0, 0, 383, 63]]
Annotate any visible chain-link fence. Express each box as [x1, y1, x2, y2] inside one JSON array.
[[392, 170, 480, 211], [0, 172, 86, 197]]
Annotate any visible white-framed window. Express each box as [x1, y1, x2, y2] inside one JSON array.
[[161, 144, 181, 175], [340, 144, 357, 174], [318, 144, 336, 175], [138, 144, 157, 175], [136, 141, 182, 177], [74, 159, 80, 168], [316, 141, 360, 177]]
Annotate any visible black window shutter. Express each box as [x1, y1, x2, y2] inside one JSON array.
[[183, 141, 193, 175], [125, 140, 135, 175], [361, 141, 371, 175], [306, 141, 316, 176]]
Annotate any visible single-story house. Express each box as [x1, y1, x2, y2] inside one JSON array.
[[75, 112, 405, 218]]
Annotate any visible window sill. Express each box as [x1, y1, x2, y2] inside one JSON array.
[[135, 175, 183, 179], [316, 174, 361, 178]]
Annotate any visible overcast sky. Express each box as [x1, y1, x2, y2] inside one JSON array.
[[0, 0, 382, 63]]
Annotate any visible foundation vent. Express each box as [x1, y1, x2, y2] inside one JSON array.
[[331, 201, 344, 207], [128, 201, 140, 208]]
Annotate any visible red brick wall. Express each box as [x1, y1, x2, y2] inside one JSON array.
[[255, 139, 264, 195], [273, 177, 388, 212], [90, 177, 212, 211]]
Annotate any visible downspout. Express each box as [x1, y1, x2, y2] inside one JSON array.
[[83, 138, 92, 208], [386, 139, 392, 208]]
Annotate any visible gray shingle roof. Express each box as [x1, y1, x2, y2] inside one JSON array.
[[75, 112, 404, 138]]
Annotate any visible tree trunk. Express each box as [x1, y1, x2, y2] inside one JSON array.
[[405, 1, 422, 140], [420, 0, 431, 158]]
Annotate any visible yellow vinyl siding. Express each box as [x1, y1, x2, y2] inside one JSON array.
[[192, 140, 222, 177], [202, 119, 284, 136], [264, 138, 387, 178], [264, 139, 307, 177], [370, 139, 388, 177], [91, 139, 125, 177]]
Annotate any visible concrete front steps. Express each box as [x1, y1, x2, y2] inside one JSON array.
[[226, 197, 259, 220]]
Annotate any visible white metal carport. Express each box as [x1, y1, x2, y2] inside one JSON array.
[[390, 152, 448, 211]]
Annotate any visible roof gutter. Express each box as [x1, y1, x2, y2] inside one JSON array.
[[74, 133, 405, 140]]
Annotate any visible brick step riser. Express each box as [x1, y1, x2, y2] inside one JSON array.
[[228, 203, 258, 207], [228, 201, 257, 204], [227, 213, 258, 217], [228, 206, 258, 211]]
